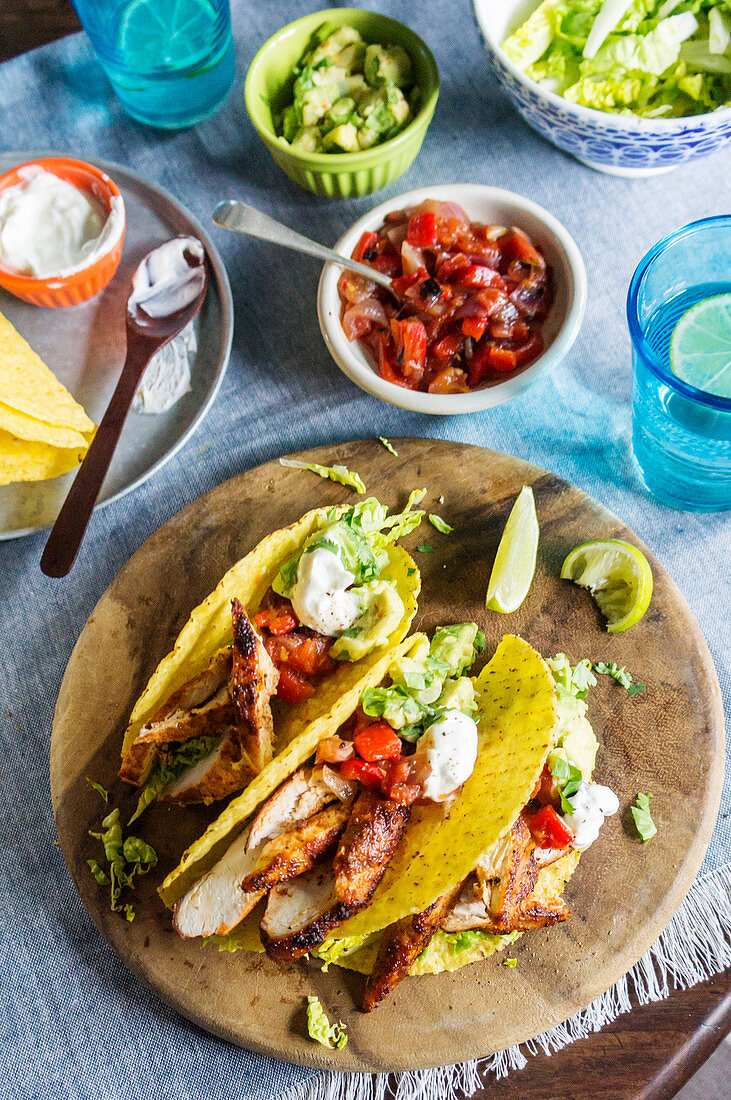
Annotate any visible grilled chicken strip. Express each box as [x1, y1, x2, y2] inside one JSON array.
[[441, 816, 569, 934], [174, 793, 350, 938], [119, 647, 234, 786], [246, 766, 338, 851], [261, 790, 411, 963], [120, 603, 279, 803], [231, 598, 279, 774], [240, 799, 353, 894], [173, 828, 265, 938], [363, 885, 461, 1012]]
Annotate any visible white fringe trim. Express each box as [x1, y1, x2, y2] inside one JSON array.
[[286, 863, 731, 1100]]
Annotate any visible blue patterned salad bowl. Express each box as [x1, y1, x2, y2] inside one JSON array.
[[473, 0, 731, 178]]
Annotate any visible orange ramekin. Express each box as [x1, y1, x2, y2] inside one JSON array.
[[0, 157, 126, 308]]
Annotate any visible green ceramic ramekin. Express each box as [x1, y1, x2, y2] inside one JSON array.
[[244, 8, 440, 199]]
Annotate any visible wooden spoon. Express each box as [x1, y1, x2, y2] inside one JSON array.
[[41, 237, 208, 578]]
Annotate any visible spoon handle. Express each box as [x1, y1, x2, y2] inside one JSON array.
[[41, 338, 158, 578], [212, 200, 395, 293]]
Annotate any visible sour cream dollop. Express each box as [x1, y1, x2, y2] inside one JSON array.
[[0, 166, 124, 278], [415, 709, 478, 802], [128, 236, 205, 320], [290, 547, 360, 636], [564, 781, 619, 851]]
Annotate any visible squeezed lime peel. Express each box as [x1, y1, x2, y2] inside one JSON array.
[[560, 538, 653, 633]]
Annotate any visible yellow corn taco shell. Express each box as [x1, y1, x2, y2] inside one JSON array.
[[159, 633, 425, 907], [0, 310, 95, 433], [326, 634, 558, 943], [0, 428, 88, 485]]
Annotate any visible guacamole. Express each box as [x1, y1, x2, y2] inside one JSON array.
[[278, 24, 418, 153]]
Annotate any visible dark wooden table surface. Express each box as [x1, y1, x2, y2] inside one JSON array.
[[1, 2, 729, 1098]]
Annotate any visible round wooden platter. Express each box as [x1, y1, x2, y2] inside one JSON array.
[[50, 438, 725, 1073]]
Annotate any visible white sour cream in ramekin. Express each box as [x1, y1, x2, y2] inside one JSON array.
[[0, 166, 124, 278]]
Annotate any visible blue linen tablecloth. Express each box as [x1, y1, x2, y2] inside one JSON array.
[[0, 2, 729, 1097]]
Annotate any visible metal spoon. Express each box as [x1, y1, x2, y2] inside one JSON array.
[[212, 200, 396, 294], [41, 237, 207, 578]]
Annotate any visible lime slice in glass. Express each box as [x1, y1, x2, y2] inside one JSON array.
[[560, 539, 653, 633], [119, 0, 217, 70], [486, 486, 539, 613], [669, 293, 731, 399]]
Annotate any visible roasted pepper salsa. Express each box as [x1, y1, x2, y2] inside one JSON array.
[[337, 199, 553, 393]]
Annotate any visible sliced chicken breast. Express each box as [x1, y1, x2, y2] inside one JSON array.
[[173, 828, 265, 938], [240, 799, 353, 895], [442, 815, 571, 935], [119, 647, 234, 786], [261, 790, 411, 963], [363, 885, 460, 1012], [246, 766, 337, 852], [231, 598, 279, 775], [159, 728, 254, 805]]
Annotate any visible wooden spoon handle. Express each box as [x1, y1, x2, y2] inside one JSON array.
[[41, 339, 157, 577]]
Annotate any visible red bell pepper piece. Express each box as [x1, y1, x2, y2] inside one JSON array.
[[457, 264, 503, 290], [407, 212, 438, 249], [340, 758, 385, 790], [253, 608, 298, 635], [354, 721, 402, 762], [352, 230, 379, 263], [390, 318, 427, 380], [461, 317, 488, 341], [431, 332, 462, 361], [527, 806, 574, 850]]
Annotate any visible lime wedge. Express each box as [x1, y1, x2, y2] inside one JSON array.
[[119, 0, 217, 70], [486, 486, 539, 613], [669, 293, 731, 399], [560, 539, 653, 633]]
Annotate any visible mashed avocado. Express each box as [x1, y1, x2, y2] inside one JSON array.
[[278, 24, 418, 153]]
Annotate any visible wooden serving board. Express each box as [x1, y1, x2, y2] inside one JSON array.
[[50, 439, 724, 1073]]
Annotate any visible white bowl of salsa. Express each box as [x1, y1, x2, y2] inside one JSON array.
[[317, 183, 587, 414]]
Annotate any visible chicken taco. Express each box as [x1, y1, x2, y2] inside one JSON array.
[[161, 631, 619, 1012], [119, 497, 423, 819]]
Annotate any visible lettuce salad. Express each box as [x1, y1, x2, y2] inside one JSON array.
[[502, 0, 731, 117]]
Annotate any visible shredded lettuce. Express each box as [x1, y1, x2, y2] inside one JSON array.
[[306, 996, 348, 1049], [429, 513, 453, 534], [631, 791, 657, 841], [547, 653, 597, 699], [279, 457, 366, 494], [502, 0, 731, 116], [86, 777, 109, 802], [129, 736, 217, 823], [88, 808, 157, 912], [272, 496, 424, 599], [378, 436, 398, 455]]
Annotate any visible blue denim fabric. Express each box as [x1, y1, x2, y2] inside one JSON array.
[[0, 3, 728, 1097]]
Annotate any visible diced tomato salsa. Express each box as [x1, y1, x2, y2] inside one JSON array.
[[319, 707, 421, 805], [338, 199, 552, 394], [254, 590, 336, 704]]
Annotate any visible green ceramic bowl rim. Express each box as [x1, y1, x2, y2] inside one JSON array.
[[244, 7, 440, 168]]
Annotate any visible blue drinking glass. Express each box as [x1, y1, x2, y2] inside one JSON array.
[[627, 217, 731, 512], [71, 0, 235, 129]]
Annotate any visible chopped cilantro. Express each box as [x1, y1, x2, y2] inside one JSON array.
[[86, 777, 109, 802], [594, 661, 645, 696], [417, 544, 435, 553], [428, 513, 453, 534], [378, 437, 398, 456], [631, 792, 657, 843], [550, 755, 583, 813], [406, 567, 416, 576]]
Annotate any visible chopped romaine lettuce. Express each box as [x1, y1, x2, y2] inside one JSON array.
[[129, 735, 217, 823], [306, 996, 348, 1049], [631, 791, 657, 841], [279, 457, 366, 494], [503, 0, 731, 116], [88, 808, 157, 913]]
